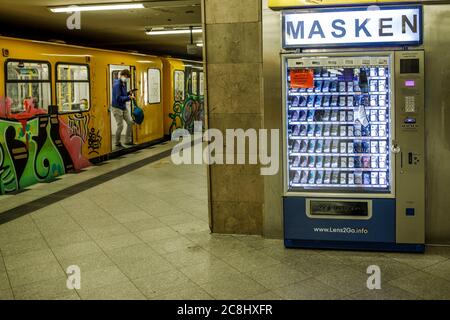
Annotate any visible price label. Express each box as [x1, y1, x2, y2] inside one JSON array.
[[290, 69, 314, 89]]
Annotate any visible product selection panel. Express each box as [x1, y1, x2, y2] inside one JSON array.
[[395, 51, 425, 169], [398, 57, 424, 131]]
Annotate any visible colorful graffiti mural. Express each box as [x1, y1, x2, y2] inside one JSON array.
[[169, 95, 204, 135], [0, 99, 92, 194], [169, 69, 205, 135]]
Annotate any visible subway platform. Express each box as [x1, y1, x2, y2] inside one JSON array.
[[0, 142, 450, 300]]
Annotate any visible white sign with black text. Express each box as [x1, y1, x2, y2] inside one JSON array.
[[283, 6, 422, 48]]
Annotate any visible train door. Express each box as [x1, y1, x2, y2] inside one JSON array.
[[108, 64, 136, 151]]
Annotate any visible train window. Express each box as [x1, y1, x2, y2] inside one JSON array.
[[192, 72, 198, 96], [56, 63, 90, 113], [148, 68, 161, 104], [5, 60, 51, 114], [174, 70, 185, 102], [199, 72, 205, 96]]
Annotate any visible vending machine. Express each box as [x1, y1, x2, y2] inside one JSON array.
[[281, 5, 425, 252]]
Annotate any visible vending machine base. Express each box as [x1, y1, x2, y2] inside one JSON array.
[[285, 239, 425, 253], [283, 197, 425, 253]]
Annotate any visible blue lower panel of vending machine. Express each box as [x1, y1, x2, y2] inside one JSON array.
[[283, 197, 425, 253]]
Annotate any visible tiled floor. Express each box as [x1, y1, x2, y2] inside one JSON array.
[[1, 143, 450, 300]]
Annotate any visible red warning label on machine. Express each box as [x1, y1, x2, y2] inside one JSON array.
[[290, 69, 314, 88]]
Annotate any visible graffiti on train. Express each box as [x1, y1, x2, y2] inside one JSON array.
[[0, 99, 92, 194], [169, 74, 205, 135], [88, 127, 102, 155], [68, 113, 91, 143]]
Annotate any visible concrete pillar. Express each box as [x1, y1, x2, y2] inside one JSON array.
[[203, 0, 264, 235]]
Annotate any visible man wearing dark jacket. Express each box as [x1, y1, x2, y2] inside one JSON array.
[[112, 69, 134, 148]]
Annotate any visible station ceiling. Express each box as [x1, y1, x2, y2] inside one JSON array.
[[0, 0, 203, 59]]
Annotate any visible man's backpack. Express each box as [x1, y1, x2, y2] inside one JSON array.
[[132, 100, 144, 125]]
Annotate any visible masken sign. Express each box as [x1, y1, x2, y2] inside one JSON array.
[[283, 6, 422, 48]]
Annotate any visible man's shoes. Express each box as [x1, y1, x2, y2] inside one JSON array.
[[115, 143, 124, 148], [124, 142, 135, 146]]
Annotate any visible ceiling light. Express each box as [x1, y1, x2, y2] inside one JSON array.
[[146, 28, 202, 36], [196, 43, 204, 47], [49, 3, 145, 13]]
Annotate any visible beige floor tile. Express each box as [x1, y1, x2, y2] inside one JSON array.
[[122, 217, 166, 233], [234, 235, 283, 250], [78, 281, 145, 300], [12, 276, 75, 300], [151, 283, 213, 300], [180, 260, 241, 285], [0, 230, 43, 247], [4, 248, 57, 271], [0, 287, 14, 300], [315, 266, 369, 295], [132, 270, 192, 298], [425, 246, 450, 259], [84, 224, 130, 240], [95, 233, 143, 251], [257, 245, 322, 261], [136, 226, 180, 242], [244, 291, 283, 300], [38, 224, 85, 237], [77, 216, 119, 229], [0, 216, 37, 234], [284, 254, 348, 277], [105, 243, 160, 264], [32, 213, 76, 228], [199, 273, 269, 300], [245, 263, 310, 290], [76, 265, 129, 292], [51, 293, 81, 300], [69, 209, 112, 222], [98, 203, 144, 215], [223, 251, 281, 273], [150, 236, 195, 255], [201, 238, 255, 258], [423, 259, 450, 282], [115, 256, 175, 280], [29, 204, 68, 221], [347, 284, 421, 300], [58, 251, 115, 273], [320, 249, 386, 264], [274, 278, 346, 300], [0, 272, 10, 290], [52, 241, 102, 261], [44, 231, 92, 249], [384, 252, 448, 270], [171, 221, 210, 235], [389, 270, 450, 300], [8, 261, 65, 288], [112, 211, 153, 223], [164, 246, 219, 268], [144, 203, 190, 218], [0, 237, 49, 257], [158, 213, 199, 226]]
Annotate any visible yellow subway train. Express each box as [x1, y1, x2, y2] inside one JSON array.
[[0, 36, 204, 194]]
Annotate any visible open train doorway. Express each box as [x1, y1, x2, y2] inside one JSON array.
[[108, 64, 136, 152]]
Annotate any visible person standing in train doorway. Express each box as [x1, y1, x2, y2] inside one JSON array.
[[112, 69, 134, 148]]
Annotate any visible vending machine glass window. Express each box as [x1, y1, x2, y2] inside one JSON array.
[[285, 55, 393, 194]]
